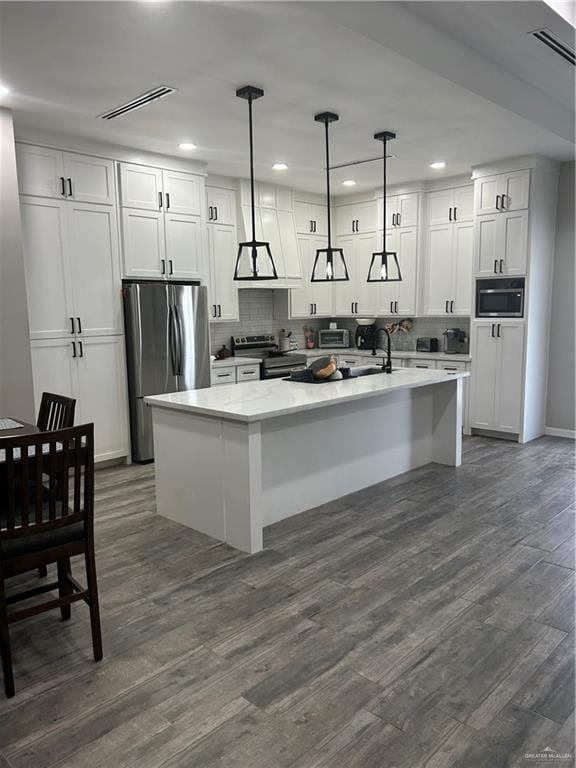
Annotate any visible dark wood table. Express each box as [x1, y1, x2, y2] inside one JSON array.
[[0, 419, 39, 442]]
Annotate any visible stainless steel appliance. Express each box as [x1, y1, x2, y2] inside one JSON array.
[[231, 334, 307, 379], [443, 328, 470, 355], [476, 278, 525, 318], [123, 280, 211, 462], [318, 328, 350, 348]]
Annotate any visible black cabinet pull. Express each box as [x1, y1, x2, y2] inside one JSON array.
[[449, 207, 452, 222], [60, 177, 66, 197], [495, 195, 500, 210], [72, 341, 76, 358], [158, 192, 163, 209], [67, 178, 73, 197], [208, 206, 213, 220], [497, 323, 501, 338], [313, 221, 317, 233], [491, 323, 495, 337], [445, 300, 449, 313], [450, 300, 454, 313], [161, 259, 166, 275], [169, 260, 174, 275], [76, 316, 82, 333], [397, 212, 401, 226], [166, 193, 171, 210], [493, 260, 498, 274], [499, 259, 504, 274], [214, 206, 218, 220], [218, 305, 222, 317], [453, 207, 457, 221], [395, 301, 399, 313], [212, 305, 216, 317], [69, 317, 75, 334], [500, 194, 506, 210], [78, 341, 83, 358]]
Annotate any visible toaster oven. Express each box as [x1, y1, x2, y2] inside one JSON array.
[[318, 328, 350, 348]]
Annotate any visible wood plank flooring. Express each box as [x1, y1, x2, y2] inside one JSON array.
[[0, 435, 574, 767]]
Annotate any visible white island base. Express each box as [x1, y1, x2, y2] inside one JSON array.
[[146, 369, 467, 554]]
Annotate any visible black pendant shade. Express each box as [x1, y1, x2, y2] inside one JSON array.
[[311, 112, 350, 283], [233, 85, 279, 282], [367, 131, 402, 283]]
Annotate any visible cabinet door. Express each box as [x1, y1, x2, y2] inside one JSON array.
[[469, 322, 498, 428], [277, 210, 302, 280], [475, 214, 499, 276], [452, 221, 474, 315], [294, 202, 313, 234], [475, 175, 500, 215], [356, 201, 377, 234], [427, 189, 453, 226], [63, 153, 115, 205], [395, 226, 418, 315], [494, 322, 525, 431], [119, 163, 163, 210], [384, 196, 397, 229], [208, 224, 239, 322], [20, 197, 73, 339], [500, 211, 528, 275], [311, 204, 328, 236], [396, 193, 418, 228], [502, 170, 530, 212], [453, 186, 474, 222], [356, 232, 378, 315], [76, 336, 129, 461], [289, 236, 312, 318], [16, 145, 65, 199], [207, 187, 236, 226], [165, 214, 205, 280], [67, 203, 122, 335], [163, 170, 202, 216], [336, 204, 357, 235], [333, 235, 356, 315], [121, 209, 165, 278], [423, 224, 453, 315], [30, 339, 78, 412]]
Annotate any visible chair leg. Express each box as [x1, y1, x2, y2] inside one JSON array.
[[38, 565, 48, 578], [84, 547, 103, 662], [0, 576, 15, 698], [57, 558, 72, 621]]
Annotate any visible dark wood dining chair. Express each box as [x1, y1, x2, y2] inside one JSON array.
[[37, 392, 76, 432], [0, 424, 102, 698]]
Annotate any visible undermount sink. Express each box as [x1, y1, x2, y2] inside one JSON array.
[[350, 366, 399, 377]]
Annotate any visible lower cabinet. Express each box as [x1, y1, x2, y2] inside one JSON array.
[[469, 321, 525, 433], [30, 335, 129, 462], [211, 364, 260, 386]]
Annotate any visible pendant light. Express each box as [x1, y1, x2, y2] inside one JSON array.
[[233, 85, 278, 281], [367, 131, 402, 283], [311, 112, 349, 283]]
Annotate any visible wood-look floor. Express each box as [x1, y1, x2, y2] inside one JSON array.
[[0, 436, 574, 767]]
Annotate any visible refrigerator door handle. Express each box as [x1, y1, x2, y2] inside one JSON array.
[[173, 304, 183, 375], [168, 305, 179, 376]]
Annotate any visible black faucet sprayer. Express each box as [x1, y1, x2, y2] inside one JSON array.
[[371, 327, 393, 374]]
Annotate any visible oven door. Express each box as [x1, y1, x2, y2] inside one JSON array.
[[477, 288, 524, 317]]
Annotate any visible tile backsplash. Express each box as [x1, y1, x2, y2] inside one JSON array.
[[210, 289, 469, 354]]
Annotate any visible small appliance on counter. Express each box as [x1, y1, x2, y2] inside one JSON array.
[[279, 329, 293, 353], [318, 328, 349, 348], [443, 328, 469, 355], [355, 320, 378, 350], [416, 337, 439, 353]]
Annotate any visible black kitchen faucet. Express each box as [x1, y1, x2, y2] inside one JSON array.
[[371, 327, 393, 374]]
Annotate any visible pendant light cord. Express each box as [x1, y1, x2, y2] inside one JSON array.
[[248, 95, 256, 244], [325, 120, 332, 249], [382, 138, 387, 252]]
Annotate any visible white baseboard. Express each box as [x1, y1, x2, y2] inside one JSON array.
[[545, 427, 576, 439]]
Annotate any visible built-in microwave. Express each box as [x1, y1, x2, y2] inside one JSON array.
[[476, 278, 525, 318], [318, 328, 350, 348]]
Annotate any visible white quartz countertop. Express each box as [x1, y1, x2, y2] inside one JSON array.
[[211, 357, 261, 368], [301, 348, 472, 363], [145, 367, 469, 424]]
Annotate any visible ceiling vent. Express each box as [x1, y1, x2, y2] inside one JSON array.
[[530, 28, 575, 66], [98, 85, 177, 120]]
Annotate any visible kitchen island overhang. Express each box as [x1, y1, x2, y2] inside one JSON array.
[[145, 368, 469, 554]]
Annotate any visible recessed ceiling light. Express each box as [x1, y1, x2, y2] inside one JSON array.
[[272, 162, 288, 171], [430, 161, 446, 170], [0, 84, 11, 97], [178, 142, 196, 151], [342, 179, 357, 187]]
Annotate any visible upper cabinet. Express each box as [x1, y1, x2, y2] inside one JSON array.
[[474, 169, 530, 216], [422, 220, 474, 316], [16, 144, 115, 204], [475, 210, 528, 277], [206, 185, 239, 322], [375, 227, 418, 316], [426, 186, 473, 225], [336, 201, 377, 235], [383, 192, 419, 229], [119, 163, 202, 216], [207, 186, 236, 226], [294, 201, 328, 236]]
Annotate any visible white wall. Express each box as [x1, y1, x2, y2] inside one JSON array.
[[0, 108, 35, 420], [547, 161, 575, 434]]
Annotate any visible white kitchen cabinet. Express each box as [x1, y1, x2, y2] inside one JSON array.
[[16, 144, 115, 204], [279, 235, 333, 318], [163, 169, 202, 216], [119, 163, 164, 210], [121, 209, 166, 279], [207, 187, 236, 226], [21, 197, 122, 339], [375, 227, 418, 316], [211, 367, 236, 386], [294, 201, 328, 235], [408, 360, 435, 369], [475, 210, 528, 276], [236, 364, 260, 382], [165, 214, 205, 280], [30, 336, 129, 462], [427, 186, 473, 225], [469, 321, 525, 433], [336, 201, 377, 235], [383, 192, 419, 229], [423, 220, 473, 316], [208, 224, 239, 322], [475, 169, 530, 215], [334, 233, 377, 316]]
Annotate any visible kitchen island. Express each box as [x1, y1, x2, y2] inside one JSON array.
[[145, 368, 469, 553]]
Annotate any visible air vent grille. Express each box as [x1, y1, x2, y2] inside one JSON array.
[[99, 85, 177, 120], [530, 28, 575, 66]]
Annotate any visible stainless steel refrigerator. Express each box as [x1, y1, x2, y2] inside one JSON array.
[[123, 281, 211, 462]]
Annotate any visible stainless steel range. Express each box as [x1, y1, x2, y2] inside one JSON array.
[[231, 334, 307, 379]]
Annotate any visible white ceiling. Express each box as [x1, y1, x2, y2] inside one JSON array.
[[0, 1, 573, 194]]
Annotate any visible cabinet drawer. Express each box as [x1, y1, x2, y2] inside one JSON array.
[[338, 354, 362, 367], [236, 365, 260, 382], [211, 367, 235, 385], [408, 360, 436, 369], [437, 361, 467, 372]]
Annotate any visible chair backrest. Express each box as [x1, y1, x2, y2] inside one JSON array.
[[0, 424, 94, 544], [37, 392, 76, 432]]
